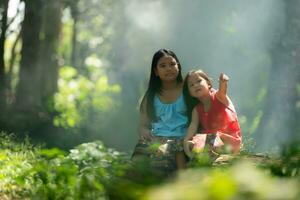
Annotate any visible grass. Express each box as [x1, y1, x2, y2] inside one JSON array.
[[0, 132, 299, 200]]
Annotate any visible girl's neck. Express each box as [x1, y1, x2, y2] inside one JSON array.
[[199, 94, 211, 106], [161, 81, 179, 91], [200, 96, 211, 112]]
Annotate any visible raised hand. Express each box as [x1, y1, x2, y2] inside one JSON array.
[[216, 72, 230, 106], [219, 73, 229, 82]]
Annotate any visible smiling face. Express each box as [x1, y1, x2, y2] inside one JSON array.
[[187, 72, 211, 99], [154, 56, 179, 83]]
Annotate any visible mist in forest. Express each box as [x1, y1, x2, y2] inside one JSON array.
[[106, 0, 287, 152], [4, 0, 291, 152]]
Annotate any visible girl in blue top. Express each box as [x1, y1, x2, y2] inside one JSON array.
[[132, 49, 188, 170]]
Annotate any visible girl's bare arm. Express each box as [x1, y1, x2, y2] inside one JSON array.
[[184, 108, 199, 157], [137, 99, 152, 141], [184, 108, 199, 141], [216, 73, 230, 106]]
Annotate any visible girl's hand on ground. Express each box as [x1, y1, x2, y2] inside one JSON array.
[[183, 140, 194, 158], [140, 130, 153, 141]]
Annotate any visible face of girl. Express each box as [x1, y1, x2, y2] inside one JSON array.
[[155, 56, 179, 82], [187, 73, 211, 99]]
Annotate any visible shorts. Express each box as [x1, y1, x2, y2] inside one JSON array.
[[132, 135, 184, 157]]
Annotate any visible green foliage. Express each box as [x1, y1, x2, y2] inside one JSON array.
[[0, 133, 40, 199], [240, 87, 266, 134], [53, 66, 121, 129], [0, 133, 130, 199], [268, 143, 300, 177], [239, 86, 267, 152], [53, 1, 121, 134], [25, 140, 128, 199], [188, 150, 214, 168], [1, 133, 300, 199], [146, 161, 299, 200], [68, 141, 129, 178], [58, 12, 73, 62], [239, 110, 263, 153], [59, 0, 114, 70]]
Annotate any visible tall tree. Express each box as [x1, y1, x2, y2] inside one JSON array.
[[16, 0, 62, 114], [39, 1, 62, 106], [0, 0, 9, 110], [255, 0, 300, 151], [16, 0, 44, 112]]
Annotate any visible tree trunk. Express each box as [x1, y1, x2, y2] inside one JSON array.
[[15, 0, 43, 111], [255, 0, 300, 151], [0, 0, 8, 110], [39, 1, 62, 108]]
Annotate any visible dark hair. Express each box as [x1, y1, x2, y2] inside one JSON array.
[[183, 70, 212, 124], [140, 49, 183, 121]]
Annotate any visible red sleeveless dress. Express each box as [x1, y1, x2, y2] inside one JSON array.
[[195, 90, 242, 153]]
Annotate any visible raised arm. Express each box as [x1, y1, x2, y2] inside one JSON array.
[[216, 73, 230, 106]]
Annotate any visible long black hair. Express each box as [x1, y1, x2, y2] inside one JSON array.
[[140, 49, 183, 121]]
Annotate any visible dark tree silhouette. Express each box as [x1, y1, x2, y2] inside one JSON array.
[[12, 0, 62, 132], [255, 0, 300, 151], [16, 0, 44, 111], [39, 1, 62, 106], [0, 0, 9, 110]]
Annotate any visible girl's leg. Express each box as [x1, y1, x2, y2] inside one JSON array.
[[175, 151, 186, 169]]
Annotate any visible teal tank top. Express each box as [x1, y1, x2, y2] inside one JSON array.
[[151, 94, 188, 137]]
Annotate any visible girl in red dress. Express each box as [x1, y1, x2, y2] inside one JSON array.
[[183, 70, 242, 157]]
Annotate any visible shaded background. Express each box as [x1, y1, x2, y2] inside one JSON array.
[[0, 0, 299, 153]]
